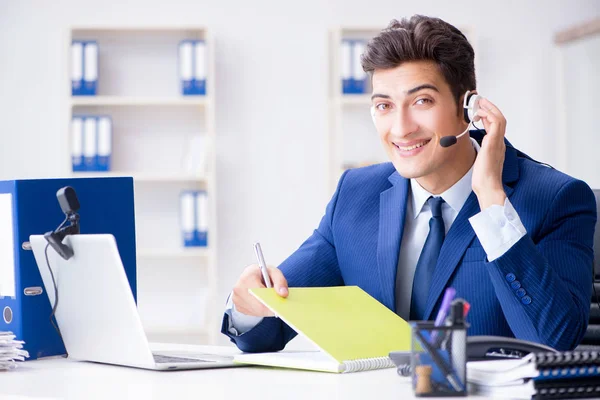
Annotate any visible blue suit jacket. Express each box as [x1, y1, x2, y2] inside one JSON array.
[[222, 132, 597, 352]]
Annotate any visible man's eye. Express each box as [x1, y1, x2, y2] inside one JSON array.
[[376, 103, 390, 111], [416, 98, 432, 105]]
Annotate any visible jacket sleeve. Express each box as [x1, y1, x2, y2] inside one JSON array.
[[220, 171, 348, 352], [486, 179, 596, 350]]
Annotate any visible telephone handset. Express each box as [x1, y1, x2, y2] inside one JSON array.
[[466, 335, 558, 361], [389, 335, 559, 377]]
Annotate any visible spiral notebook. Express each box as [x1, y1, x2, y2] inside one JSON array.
[[233, 286, 411, 373], [468, 350, 600, 399]]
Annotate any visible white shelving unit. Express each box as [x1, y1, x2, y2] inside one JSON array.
[[68, 26, 218, 344], [328, 25, 476, 193], [71, 96, 209, 107], [328, 27, 382, 194]]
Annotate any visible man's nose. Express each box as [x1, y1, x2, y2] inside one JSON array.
[[390, 109, 419, 137]]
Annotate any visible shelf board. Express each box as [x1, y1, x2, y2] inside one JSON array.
[[71, 171, 206, 183], [71, 96, 209, 107], [72, 26, 206, 32], [137, 247, 210, 259]]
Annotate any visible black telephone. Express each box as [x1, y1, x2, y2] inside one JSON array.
[[466, 336, 558, 361], [389, 335, 558, 371]]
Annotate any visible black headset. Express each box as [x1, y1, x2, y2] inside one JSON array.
[[443, 90, 553, 169]]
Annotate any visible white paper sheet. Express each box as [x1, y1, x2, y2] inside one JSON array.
[[0, 194, 15, 298]]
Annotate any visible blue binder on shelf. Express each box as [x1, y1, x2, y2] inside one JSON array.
[[352, 40, 367, 94], [71, 41, 98, 96], [179, 40, 195, 95], [340, 39, 368, 94], [194, 190, 208, 246], [179, 40, 207, 96], [82, 116, 97, 171], [71, 41, 84, 96], [340, 39, 353, 94], [71, 116, 84, 172], [82, 41, 98, 96], [96, 116, 112, 172], [0, 177, 137, 360], [180, 190, 196, 246], [180, 190, 208, 247], [72, 115, 112, 172], [193, 40, 207, 95]]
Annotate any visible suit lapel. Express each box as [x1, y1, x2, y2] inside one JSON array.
[[422, 191, 480, 319], [376, 172, 409, 311], [421, 134, 520, 319]]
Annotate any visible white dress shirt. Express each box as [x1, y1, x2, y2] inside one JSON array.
[[225, 139, 527, 336]]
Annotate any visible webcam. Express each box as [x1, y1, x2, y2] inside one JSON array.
[[44, 186, 81, 260]]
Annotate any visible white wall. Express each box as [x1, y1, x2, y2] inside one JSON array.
[[1, 0, 598, 344]]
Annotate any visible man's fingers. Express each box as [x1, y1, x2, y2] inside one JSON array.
[[479, 97, 499, 114], [475, 108, 505, 134], [236, 300, 274, 317], [268, 267, 289, 297], [231, 288, 275, 317]]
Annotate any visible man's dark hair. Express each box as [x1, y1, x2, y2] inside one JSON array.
[[361, 15, 476, 114]]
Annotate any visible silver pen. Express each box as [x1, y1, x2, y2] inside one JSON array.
[[253, 242, 272, 288]]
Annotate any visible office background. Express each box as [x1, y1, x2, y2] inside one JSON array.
[[0, 0, 598, 347]]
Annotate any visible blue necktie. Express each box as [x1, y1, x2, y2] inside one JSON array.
[[410, 196, 446, 320]]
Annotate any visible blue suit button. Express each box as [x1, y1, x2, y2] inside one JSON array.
[[516, 288, 526, 298], [506, 273, 516, 282], [511, 281, 521, 290], [522, 296, 532, 305]]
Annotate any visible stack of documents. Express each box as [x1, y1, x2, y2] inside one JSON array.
[[467, 354, 537, 398], [0, 331, 29, 370], [468, 350, 600, 398]]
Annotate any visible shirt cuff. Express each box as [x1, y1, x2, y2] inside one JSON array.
[[468, 197, 527, 262], [225, 292, 264, 336]]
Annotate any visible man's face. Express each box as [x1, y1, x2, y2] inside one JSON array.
[[371, 60, 467, 181]]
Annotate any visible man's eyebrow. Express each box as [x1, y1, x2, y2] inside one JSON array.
[[371, 84, 439, 101], [371, 93, 391, 101], [406, 84, 439, 95]]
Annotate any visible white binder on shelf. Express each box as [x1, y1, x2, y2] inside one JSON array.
[[179, 41, 194, 96], [71, 117, 84, 172], [193, 40, 207, 95], [71, 41, 84, 96], [340, 39, 352, 94], [194, 191, 208, 247], [96, 116, 112, 171], [83, 117, 98, 171], [352, 40, 367, 94], [180, 191, 196, 247], [83, 41, 98, 96]]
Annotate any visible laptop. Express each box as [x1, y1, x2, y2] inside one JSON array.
[[29, 234, 241, 371]]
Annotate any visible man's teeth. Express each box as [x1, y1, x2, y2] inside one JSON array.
[[398, 141, 430, 151]]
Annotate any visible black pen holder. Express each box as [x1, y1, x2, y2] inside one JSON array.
[[410, 321, 468, 397]]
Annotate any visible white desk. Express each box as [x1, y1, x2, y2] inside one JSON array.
[[0, 343, 487, 400]]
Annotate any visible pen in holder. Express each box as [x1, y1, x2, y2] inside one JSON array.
[[410, 321, 468, 397]]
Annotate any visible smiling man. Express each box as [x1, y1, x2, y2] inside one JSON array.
[[222, 15, 597, 351]]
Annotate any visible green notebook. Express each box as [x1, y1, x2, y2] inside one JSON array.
[[233, 286, 411, 373]]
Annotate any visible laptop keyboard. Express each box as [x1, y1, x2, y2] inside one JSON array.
[[153, 354, 214, 364]]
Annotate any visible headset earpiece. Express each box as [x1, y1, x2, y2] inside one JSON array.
[[463, 90, 482, 123], [441, 90, 484, 148]]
